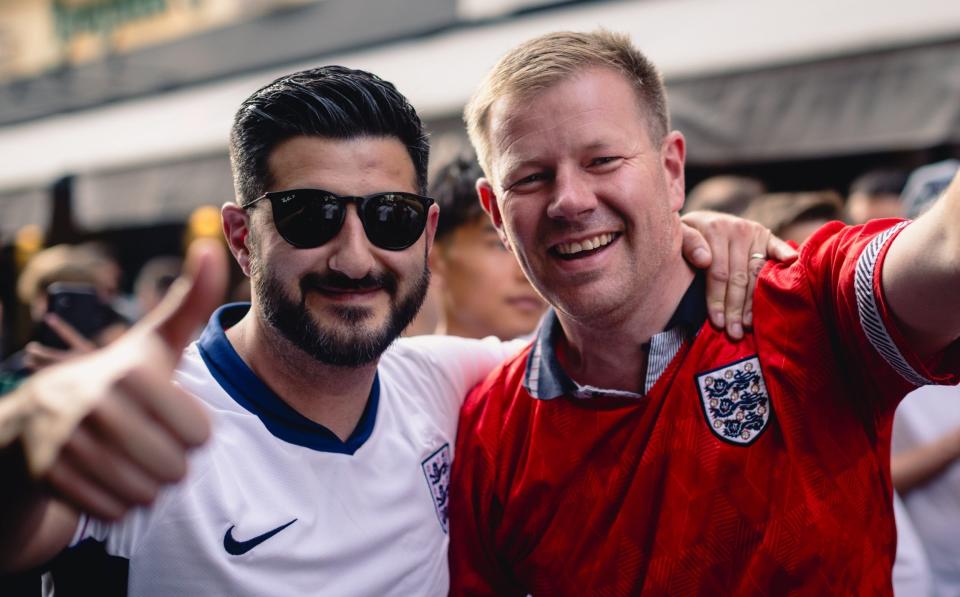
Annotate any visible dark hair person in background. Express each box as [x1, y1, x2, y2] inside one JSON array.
[[428, 154, 546, 340]]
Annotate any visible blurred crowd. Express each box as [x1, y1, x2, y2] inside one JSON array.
[[1, 153, 958, 595]]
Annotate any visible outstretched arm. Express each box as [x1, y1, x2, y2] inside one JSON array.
[[0, 240, 225, 572], [882, 171, 960, 357]]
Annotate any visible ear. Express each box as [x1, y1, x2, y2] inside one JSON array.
[[660, 131, 687, 213], [423, 203, 440, 256], [222, 202, 253, 276], [477, 178, 512, 252]]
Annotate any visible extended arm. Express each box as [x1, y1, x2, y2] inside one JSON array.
[[0, 241, 224, 572], [882, 171, 960, 356]]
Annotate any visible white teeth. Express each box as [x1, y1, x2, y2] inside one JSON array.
[[555, 233, 615, 255]]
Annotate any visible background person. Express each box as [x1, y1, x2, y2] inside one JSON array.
[[428, 154, 546, 340], [0, 244, 128, 395], [846, 169, 908, 225], [742, 190, 846, 244], [682, 174, 766, 216]]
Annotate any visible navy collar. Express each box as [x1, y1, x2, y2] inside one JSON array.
[[196, 303, 378, 455], [523, 273, 707, 400]]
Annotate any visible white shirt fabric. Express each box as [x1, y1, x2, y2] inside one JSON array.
[[892, 384, 960, 597], [67, 303, 523, 596], [893, 491, 933, 597]]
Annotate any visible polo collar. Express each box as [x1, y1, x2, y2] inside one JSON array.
[[523, 273, 707, 400], [196, 303, 378, 454]]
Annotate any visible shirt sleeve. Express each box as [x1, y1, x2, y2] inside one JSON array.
[[449, 380, 526, 597], [68, 503, 154, 558], [796, 219, 960, 402], [390, 334, 528, 412]]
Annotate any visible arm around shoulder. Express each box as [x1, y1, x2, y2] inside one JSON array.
[[882, 171, 960, 357]]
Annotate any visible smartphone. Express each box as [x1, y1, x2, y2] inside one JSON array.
[[34, 283, 113, 349]]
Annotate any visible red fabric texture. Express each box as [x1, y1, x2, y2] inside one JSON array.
[[449, 220, 960, 596]]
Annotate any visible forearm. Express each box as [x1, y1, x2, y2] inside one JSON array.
[[882, 171, 960, 356], [0, 441, 76, 573], [891, 427, 960, 495], [0, 392, 78, 573]]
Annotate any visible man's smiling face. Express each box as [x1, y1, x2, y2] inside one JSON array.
[[480, 66, 686, 324], [247, 134, 435, 367]]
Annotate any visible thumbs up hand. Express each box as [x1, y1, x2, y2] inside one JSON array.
[[0, 239, 228, 521]]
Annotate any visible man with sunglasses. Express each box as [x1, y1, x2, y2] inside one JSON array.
[[0, 65, 787, 595]]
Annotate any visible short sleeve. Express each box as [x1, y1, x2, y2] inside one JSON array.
[[384, 335, 528, 422], [68, 503, 154, 559], [796, 219, 960, 401]]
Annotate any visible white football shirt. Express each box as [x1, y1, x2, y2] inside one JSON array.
[[65, 303, 523, 596]]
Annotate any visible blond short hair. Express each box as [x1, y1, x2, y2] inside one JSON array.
[[464, 29, 669, 180]]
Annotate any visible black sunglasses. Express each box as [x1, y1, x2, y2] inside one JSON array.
[[244, 188, 435, 251]]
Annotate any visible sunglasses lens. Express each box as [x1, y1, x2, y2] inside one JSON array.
[[360, 193, 429, 250], [272, 191, 343, 248]]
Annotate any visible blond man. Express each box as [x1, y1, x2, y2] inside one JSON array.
[[449, 30, 960, 595]]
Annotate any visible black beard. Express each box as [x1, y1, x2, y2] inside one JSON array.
[[252, 259, 430, 368]]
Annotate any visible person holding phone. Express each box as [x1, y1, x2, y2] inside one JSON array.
[[0, 246, 128, 396]]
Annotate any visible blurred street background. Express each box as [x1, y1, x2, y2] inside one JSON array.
[[0, 0, 959, 354]]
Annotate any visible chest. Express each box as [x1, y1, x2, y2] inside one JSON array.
[[127, 396, 454, 597], [492, 330, 895, 592]]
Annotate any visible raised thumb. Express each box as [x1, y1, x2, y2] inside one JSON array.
[[141, 238, 229, 360]]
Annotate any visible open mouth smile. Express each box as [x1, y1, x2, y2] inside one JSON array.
[[551, 232, 619, 260]]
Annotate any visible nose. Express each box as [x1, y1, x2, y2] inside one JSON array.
[[327, 205, 376, 279], [546, 166, 597, 220]]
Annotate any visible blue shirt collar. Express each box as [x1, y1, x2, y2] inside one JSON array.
[[196, 303, 378, 455], [523, 273, 707, 400]]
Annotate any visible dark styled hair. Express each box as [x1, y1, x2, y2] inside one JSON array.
[[230, 65, 429, 205], [430, 154, 485, 242]]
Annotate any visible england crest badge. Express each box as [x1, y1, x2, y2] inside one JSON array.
[[696, 355, 771, 445], [421, 444, 451, 533]]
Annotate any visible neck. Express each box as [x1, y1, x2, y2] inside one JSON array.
[[556, 258, 695, 393], [226, 307, 378, 441]]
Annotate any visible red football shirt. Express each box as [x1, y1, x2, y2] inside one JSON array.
[[450, 220, 960, 595]]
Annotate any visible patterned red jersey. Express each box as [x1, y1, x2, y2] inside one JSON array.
[[450, 220, 960, 596]]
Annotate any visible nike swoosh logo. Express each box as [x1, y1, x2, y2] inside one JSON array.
[[223, 519, 297, 555]]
